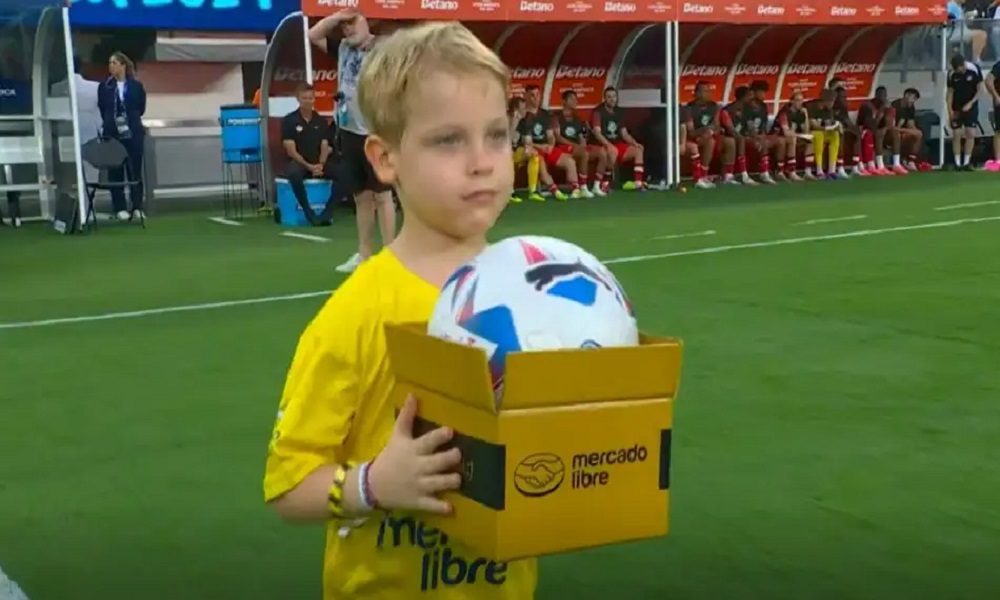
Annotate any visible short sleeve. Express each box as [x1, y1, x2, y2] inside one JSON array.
[[280, 115, 296, 142], [947, 74, 955, 89], [263, 298, 362, 502]]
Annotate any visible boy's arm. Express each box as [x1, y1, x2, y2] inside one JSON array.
[[265, 311, 460, 522]]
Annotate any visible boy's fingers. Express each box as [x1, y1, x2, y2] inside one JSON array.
[[416, 496, 453, 515], [421, 447, 462, 474], [393, 395, 417, 439], [413, 425, 453, 454], [420, 473, 462, 494]]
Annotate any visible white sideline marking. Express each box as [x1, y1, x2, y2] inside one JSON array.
[[281, 231, 329, 243], [794, 214, 868, 226], [602, 215, 1000, 265], [651, 229, 717, 240], [2, 215, 999, 331], [207, 217, 243, 227], [933, 200, 1000, 211]]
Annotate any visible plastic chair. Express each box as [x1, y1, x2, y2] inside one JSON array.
[[80, 138, 145, 230]]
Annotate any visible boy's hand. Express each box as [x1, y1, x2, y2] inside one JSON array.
[[368, 395, 462, 514]]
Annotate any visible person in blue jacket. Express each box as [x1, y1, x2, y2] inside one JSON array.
[[98, 51, 147, 222]]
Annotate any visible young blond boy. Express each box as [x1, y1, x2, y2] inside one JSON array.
[[263, 22, 537, 599]]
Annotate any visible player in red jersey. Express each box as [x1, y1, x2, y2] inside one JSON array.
[[591, 86, 646, 190], [685, 81, 732, 186], [555, 90, 605, 197], [771, 91, 815, 181], [524, 84, 582, 199], [678, 105, 715, 189], [719, 86, 758, 185]]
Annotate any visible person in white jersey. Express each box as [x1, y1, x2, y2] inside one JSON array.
[[308, 10, 396, 274]]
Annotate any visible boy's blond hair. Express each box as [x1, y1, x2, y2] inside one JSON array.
[[358, 21, 510, 145]]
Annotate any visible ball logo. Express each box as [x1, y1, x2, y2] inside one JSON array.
[[513, 453, 565, 497]]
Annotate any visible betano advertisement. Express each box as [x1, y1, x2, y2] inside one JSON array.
[[270, 23, 907, 114], [301, 0, 945, 24]]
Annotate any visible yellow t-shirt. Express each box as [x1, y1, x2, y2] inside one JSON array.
[[264, 249, 538, 599]]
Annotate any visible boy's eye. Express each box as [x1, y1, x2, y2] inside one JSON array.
[[434, 134, 462, 146], [489, 128, 509, 141]]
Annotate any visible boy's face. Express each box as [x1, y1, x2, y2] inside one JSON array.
[[368, 70, 512, 240]]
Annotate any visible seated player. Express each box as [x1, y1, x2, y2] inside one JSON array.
[[720, 86, 755, 185], [685, 81, 734, 185], [806, 89, 844, 179], [508, 96, 545, 203], [892, 88, 927, 171], [829, 78, 863, 177], [678, 106, 715, 189], [591, 86, 646, 191], [743, 80, 779, 184], [771, 91, 815, 181], [855, 89, 886, 175], [523, 84, 571, 200], [555, 90, 604, 197]]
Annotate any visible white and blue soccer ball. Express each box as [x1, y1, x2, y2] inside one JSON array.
[[428, 235, 638, 401]]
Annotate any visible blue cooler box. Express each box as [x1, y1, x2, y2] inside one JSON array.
[[219, 104, 261, 164], [275, 178, 334, 227]]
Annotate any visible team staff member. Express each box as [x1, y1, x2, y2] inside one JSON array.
[[309, 9, 395, 273], [98, 51, 146, 222], [281, 84, 337, 226], [947, 53, 984, 171]]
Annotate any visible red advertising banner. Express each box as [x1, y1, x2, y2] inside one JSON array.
[[302, 0, 945, 23]]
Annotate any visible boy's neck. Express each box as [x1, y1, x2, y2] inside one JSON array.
[[390, 222, 487, 289]]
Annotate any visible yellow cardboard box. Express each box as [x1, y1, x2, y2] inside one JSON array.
[[384, 322, 683, 562]]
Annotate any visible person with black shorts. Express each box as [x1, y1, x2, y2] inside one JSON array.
[[309, 9, 395, 273], [947, 53, 984, 170], [280, 84, 337, 226]]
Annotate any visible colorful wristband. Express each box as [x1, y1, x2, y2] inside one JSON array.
[[358, 462, 375, 510]]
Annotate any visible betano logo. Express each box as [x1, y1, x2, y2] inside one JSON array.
[[830, 5, 857, 15], [274, 67, 338, 82], [734, 64, 780, 76], [681, 64, 727, 77], [511, 66, 547, 79], [421, 0, 459, 9], [555, 66, 607, 78], [682, 1, 713, 12], [514, 453, 565, 497], [785, 63, 828, 75], [895, 5, 918, 15], [519, 0, 555, 10], [377, 515, 508, 591], [833, 62, 876, 73], [604, 1, 637, 11], [757, 3, 784, 14]]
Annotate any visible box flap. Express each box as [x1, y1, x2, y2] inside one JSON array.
[[384, 322, 498, 413], [501, 334, 683, 410]]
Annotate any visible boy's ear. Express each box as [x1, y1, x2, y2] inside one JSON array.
[[364, 135, 397, 186]]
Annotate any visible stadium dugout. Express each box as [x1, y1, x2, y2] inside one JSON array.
[[0, 0, 87, 229], [254, 0, 946, 202]]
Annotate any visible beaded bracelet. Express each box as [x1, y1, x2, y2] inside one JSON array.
[[327, 464, 350, 519]]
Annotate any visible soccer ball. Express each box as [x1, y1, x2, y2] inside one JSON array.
[[427, 235, 638, 402]]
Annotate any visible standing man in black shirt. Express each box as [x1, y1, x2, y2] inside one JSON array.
[[281, 83, 336, 226], [946, 53, 984, 170]]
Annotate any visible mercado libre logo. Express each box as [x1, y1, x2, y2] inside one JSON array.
[[513, 453, 565, 497]]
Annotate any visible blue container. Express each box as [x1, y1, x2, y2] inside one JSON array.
[[275, 178, 334, 227], [219, 103, 261, 164]]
